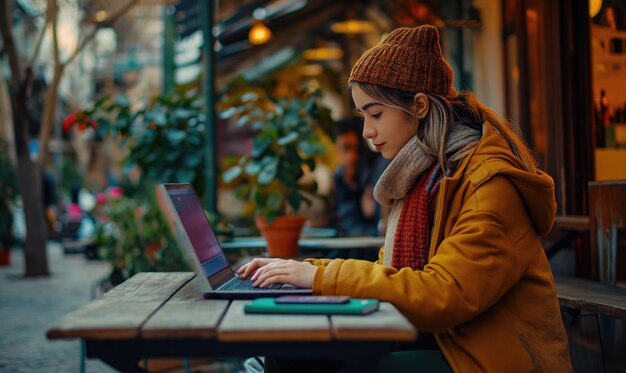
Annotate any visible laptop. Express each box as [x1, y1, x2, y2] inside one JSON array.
[[159, 183, 312, 299]]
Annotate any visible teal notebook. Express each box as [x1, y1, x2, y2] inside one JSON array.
[[244, 298, 380, 315]]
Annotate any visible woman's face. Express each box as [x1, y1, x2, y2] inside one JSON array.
[[351, 85, 418, 159]]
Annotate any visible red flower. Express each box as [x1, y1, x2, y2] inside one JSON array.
[[62, 110, 98, 133], [62, 113, 76, 132]]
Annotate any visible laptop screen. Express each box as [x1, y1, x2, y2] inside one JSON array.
[[165, 185, 233, 287]]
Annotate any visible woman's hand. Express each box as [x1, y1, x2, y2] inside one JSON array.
[[236, 257, 284, 279], [237, 258, 317, 289]]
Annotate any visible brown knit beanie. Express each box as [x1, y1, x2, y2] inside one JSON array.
[[349, 25, 455, 97]]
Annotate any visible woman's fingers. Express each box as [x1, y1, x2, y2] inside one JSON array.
[[254, 268, 290, 288], [251, 260, 316, 289], [250, 261, 280, 281], [239, 258, 284, 279], [237, 258, 265, 278], [257, 274, 289, 288], [251, 261, 289, 283]]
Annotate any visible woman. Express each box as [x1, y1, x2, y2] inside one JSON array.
[[238, 25, 572, 372]]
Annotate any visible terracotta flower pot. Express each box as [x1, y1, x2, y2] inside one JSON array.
[[255, 215, 307, 258]]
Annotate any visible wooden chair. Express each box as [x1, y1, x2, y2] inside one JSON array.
[[588, 180, 626, 286], [555, 180, 626, 372]]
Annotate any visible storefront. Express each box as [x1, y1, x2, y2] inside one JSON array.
[[494, 0, 626, 293]]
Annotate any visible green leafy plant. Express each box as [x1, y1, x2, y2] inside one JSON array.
[[82, 90, 206, 195], [220, 82, 334, 222], [0, 147, 19, 249], [92, 190, 189, 280]]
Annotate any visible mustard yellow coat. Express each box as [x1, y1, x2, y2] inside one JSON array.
[[307, 123, 572, 372]]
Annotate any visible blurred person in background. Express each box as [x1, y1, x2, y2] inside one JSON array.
[[42, 170, 58, 238], [333, 117, 380, 236]]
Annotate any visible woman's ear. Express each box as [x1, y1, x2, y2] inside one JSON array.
[[412, 93, 430, 119]]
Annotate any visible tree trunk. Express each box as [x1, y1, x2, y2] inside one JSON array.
[[11, 75, 49, 277], [17, 154, 49, 277], [38, 64, 64, 168]]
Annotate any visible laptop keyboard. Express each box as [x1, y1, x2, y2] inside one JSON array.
[[221, 276, 282, 291]]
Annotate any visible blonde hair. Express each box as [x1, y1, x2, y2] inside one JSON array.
[[349, 82, 536, 174]]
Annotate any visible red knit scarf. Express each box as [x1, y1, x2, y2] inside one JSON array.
[[392, 163, 443, 270]]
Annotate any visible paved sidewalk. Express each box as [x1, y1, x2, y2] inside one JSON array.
[[0, 242, 115, 372]]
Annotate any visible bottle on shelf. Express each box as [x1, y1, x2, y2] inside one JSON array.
[[606, 114, 616, 148], [597, 89, 608, 148]]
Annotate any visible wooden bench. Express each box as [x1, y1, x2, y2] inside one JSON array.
[[553, 216, 591, 232], [555, 275, 626, 372], [555, 276, 626, 319]]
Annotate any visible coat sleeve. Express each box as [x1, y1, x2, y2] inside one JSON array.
[[304, 246, 385, 267], [312, 176, 535, 333]]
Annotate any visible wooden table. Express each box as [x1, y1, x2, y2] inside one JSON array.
[[221, 236, 385, 251], [223, 236, 385, 261], [46, 272, 416, 372]]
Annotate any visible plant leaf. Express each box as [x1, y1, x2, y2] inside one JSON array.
[[299, 141, 318, 156], [222, 166, 243, 183], [176, 168, 195, 182], [241, 92, 258, 102], [146, 109, 166, 127], [277, 132, 299, 146], [244, 161, 262, 176], [235, 184, 251, 199], [166, 130, 186, 146], [184, 154, 202, 168], [267, 192, 283, 212], [286, 192, 302, 211], [219, 107, 237, 119], [258, 159, 278, 185], [237, 115, 250, 127], [252, 138, 271, 157]]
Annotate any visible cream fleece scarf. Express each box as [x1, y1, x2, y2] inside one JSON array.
[[374, 124, 482, 266]]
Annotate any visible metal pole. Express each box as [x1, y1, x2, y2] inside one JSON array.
[[201, 0, 217, 214]]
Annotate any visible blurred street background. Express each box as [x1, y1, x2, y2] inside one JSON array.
[[0, 243, 114, 372]]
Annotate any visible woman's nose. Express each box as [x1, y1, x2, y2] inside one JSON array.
[[362, 123, 375, 139]]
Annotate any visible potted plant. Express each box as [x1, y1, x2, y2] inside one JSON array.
[[0, 146, 18, 265], [220, 82, 334, 257]]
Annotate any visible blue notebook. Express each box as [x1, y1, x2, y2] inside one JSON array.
[[244, 298, 380, 315]]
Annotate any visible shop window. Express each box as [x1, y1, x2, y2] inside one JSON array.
[[590, 1, 626, 180]]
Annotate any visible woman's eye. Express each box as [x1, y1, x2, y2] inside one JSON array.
[[371, 113, 382, 119]]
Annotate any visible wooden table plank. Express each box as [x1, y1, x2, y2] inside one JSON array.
[[46, 300, 162, 339], [217, 301, 332, 342], [142, 281, 229, 339], [555, 276, 626, 319], [46, 272, 195, 340], [103, 272, 195, 302], [331, 302, 416, 341]]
